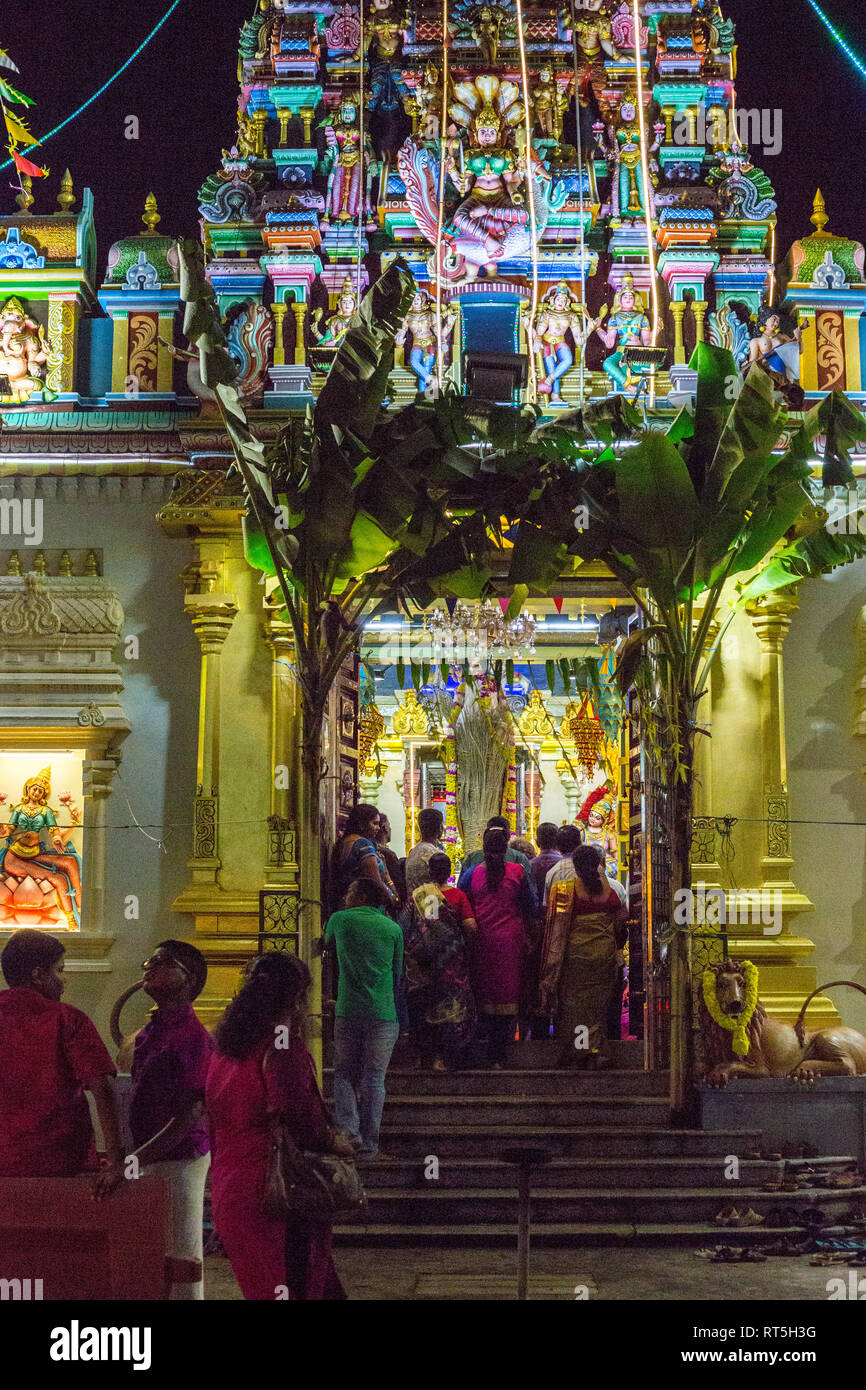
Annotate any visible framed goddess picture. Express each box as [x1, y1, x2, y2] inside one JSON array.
[[0, 754, 85, 931]]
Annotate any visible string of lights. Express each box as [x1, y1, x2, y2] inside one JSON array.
[[515, 0, 538, 404], [807, 0, 866, 85], [0, 0, 186, 173]]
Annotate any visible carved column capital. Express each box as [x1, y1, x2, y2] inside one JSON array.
[[746, 591, 800, 653], [184, 594, 239, 654]]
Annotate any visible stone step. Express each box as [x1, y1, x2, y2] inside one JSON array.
[[358, 1155, 785, 1189], [333, 1222, 808, 1247], [430, 1068, 667, 1096], [346, 1184, 866, 1227], [324, 1068, 668, 1097], [379, 1095, 671, 1127], [376, 1125, 764, 1158]]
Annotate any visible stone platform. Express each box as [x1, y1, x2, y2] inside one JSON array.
[[699, 1077, 866, 1168]]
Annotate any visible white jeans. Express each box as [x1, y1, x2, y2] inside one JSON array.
[[140, 1152, 210, 1300]]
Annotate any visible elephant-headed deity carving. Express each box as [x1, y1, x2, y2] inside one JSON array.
[[0, 296, 49, 402]]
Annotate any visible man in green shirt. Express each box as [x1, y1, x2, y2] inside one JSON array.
[[324, 877, 404, 1160]]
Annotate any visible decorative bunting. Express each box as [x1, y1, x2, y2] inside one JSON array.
[[3, 108, 35, 145], [552, 596, 564, 613], [13, 151, 47, 178], [0, 51, 19, 73], [444, 596, 457, 617], [498, 596, 510, 616], [0, 80, 33, 106]]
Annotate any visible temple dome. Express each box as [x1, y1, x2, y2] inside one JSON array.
[[783, 190, 865, 289], [103, 193, 179, 287]]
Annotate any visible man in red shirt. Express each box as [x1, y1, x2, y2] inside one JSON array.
[[0, 929, 124, 1197]]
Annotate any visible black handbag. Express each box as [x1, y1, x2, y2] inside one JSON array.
[[261, 1115, 368, 1224]]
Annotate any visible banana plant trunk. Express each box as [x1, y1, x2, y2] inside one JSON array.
[[668, 724, 696, 1124]]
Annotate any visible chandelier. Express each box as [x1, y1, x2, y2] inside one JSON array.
[[428, 599, 537, 662]]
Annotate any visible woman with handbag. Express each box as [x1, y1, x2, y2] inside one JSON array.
[[206, 952, 354, 1300]]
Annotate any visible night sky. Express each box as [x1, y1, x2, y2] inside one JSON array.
[[1, 0, 864, 275]]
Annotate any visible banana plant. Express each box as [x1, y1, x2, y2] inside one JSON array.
[[498, 342, 866, 1117]]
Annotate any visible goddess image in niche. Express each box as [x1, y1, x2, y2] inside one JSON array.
[[0, 768, 83, 928], [398, 74, 565, 284]]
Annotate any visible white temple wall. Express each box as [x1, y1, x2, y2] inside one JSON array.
[[785, 563, 866, 1035]]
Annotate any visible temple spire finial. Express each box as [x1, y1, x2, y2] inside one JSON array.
[[142, 192, 161, 236], [811, 188, 830, 237], [55, 169, 75, 214]]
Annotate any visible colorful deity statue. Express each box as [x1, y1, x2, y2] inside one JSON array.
[[0, 768, 83, 928], [359, 0, 410, 145], [577, 783, 618, 879], [310, 277, 358, 350], [605, 94, 659, 222], [395, 288, 456, 393], [532, 65, 572, 147], [399, 74, 565, 284], [559, 0, 621, 106], [748, 305, 804, 407], [593, 273, 652, 392], [410, 60, 442, 140], [0, 297, 49, 402], [523, 282, 590, 402], [319, 94, 376, 223]]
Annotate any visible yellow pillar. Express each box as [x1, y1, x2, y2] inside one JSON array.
[[292, 301, 307, 366], [799, 311, 818, 392], [692, 300, 707, 345], [747, 591, 798, 889], [670, 301, 686, 364], [278, 110, 290, 147], [183, 587, 239, 887], [157, 312, 175, 392], [46, 296, 81, 394], [686, 107, 697, 144], [843, 311, 862, 391], [300, 107, 315, 145], [272, 302, 287, 366], [253, 109, 268, 158], [662, 105, 675, 143], [110, 313, 129, 393], [263, 601, 301, 886]]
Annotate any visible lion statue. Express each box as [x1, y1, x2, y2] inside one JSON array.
[[701, 957, 866, 1087]]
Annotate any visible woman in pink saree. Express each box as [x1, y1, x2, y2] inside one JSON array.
[[206, 953, 349, 1300], [458, 827, 536, 1068]]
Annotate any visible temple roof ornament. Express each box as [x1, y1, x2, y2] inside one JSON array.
[[785, 190, 866, 288], [104, 194, 179, 287], [0, 226, 45, 269]]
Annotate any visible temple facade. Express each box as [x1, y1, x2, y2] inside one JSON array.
[[0, 0, 864, 1053]]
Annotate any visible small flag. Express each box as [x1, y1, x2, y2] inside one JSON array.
[[552, 596, 564, 613], [445, 597, 457, 617], [3, 108, 35, 145], [0, 50, 20, 73], [13, 151, 47, 178], [498, 596, 509, 616], [0, 80, 33, 106]]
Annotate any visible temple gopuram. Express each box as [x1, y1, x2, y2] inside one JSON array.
[[0, 0, 865, 1088]]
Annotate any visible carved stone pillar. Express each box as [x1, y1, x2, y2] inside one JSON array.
[[670, 301, 687, 364], [184, 589, 238, 885], [746, 591, 799, 887], [262, 601, 300, 885], [82, 757, 120, 936], [556, 761, 581, 823], [292, 300, 307, 366], [272, 303, 288, 367], [692, 299, 708, 344]]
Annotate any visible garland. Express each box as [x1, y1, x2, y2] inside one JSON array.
[[702, 961, 759, 1058], [443, 680, 465, 868]]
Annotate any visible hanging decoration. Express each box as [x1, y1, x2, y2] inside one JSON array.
[[0, 46, 47, 185], [358, 701, 386, 765], [569, 695, 606, 777], [429, 598, 537, 662]]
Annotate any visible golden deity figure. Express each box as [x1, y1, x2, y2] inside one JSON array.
[[522, 282, 590, 402], [395, 288, 456, 393], [0, 768, 83, 928], [532, 65, 572, 147], [561, 0, 621, 104], [410, 60, 442, 140], [310, 277, 358, 351], [0, 297, 49, 402]]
